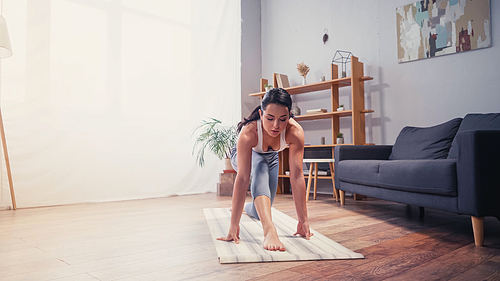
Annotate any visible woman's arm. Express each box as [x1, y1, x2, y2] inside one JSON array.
[[217, 130, 253, 243], [287, 125, 313, 239]]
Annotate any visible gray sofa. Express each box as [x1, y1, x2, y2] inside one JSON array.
[[334, 113, 500, 246]]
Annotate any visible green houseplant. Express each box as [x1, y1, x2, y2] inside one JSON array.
[[192, 118, 238, 169], [336, 132, 344, 144]]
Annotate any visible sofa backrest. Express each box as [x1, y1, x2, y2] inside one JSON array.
[[389, 118, 462, 160], [448, 113, 500, 159]]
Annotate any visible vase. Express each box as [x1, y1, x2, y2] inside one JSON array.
[[224, 158, 234, 171], [337, 137, 344, 144], [302, 77, 307, 85], [292, 105, 301, 116]]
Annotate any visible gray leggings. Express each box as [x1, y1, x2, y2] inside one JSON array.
[[230, 147, 279, 220]]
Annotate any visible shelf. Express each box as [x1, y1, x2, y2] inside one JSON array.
[[255, 56, 373, 194], [293, 109, 374, 121], [249, 76, 373, 97], [279, 175, 333, 180]]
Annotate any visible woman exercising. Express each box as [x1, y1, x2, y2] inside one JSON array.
[[217, 88, 313, 251]]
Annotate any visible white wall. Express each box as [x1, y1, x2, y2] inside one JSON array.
[[241, 0, 261, 119], [379, 0, 500, 144], [258, 0, 500, 144], [260, 0, 381, 146], [256, 0, 500, 194]]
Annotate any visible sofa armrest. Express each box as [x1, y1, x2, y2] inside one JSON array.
[[334, 145, 393, 191], [334, 145, 393, 161], [456, 130, 500, 217]]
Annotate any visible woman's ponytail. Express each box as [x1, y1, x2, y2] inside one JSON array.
[[237, 105, 261, 133]]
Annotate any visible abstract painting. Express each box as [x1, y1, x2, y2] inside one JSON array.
[[397, 0, 491, 63]]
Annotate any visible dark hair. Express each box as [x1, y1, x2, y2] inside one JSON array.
[[237, 88, 293, 132]]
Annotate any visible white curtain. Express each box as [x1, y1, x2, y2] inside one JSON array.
[[0, 0, 241, 208]]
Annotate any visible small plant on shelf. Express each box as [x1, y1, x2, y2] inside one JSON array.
[[337, 104, 345, 111], [336, 132, 344, 144], [264, 84, 273, 91]]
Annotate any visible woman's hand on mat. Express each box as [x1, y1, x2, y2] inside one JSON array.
[[217, 225, 240, 243], [294, 221, 313, 239]]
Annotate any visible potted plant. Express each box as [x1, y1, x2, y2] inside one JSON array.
[[336, 132, 344, 144], [337, 104, 345, 111], [264, 84, 273, 91], [192, 118, 238, 171]]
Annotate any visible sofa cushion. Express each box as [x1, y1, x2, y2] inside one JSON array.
[[389, 118, 462, 160], [448, 113, 500, 159], [378, 159, 457, 196], [337, 160, 385, 187]]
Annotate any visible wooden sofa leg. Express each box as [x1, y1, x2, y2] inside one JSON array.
[[419, 207, 425, 220], [340, 190, 345, 205], [471, 216, 484, 246]]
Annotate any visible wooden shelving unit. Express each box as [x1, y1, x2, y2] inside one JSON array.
[[292, 110, 374, 121], [250, 76, 373, 97], [249, 56, 373, 193]]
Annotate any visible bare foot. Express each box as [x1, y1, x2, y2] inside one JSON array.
[[263, 230, 285, 251]]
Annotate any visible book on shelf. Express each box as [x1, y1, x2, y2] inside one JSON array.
[[276, 74, 290, 88], [306, 109, 327, 114]]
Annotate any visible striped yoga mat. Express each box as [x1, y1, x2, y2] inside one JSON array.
[[203, 208, 364, 263]]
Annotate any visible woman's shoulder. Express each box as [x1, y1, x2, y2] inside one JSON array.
[[241, 120, 258, 133], [285, 118, 304, 144], [239, 121, 258, 145], [287, 118, 304, 134]]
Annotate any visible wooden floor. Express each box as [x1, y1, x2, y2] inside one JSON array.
[[1, 193, 499, 281]]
